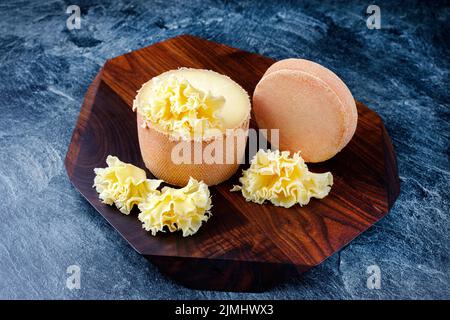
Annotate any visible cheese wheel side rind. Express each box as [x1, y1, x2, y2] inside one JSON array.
[[253, 69, 347, 162], [137, 113, 249, 186]]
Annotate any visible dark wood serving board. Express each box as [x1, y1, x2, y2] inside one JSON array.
[[65, 35, 400, 292]]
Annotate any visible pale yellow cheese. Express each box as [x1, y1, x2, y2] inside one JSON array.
[[93, 155, 162, 214], [231, 149, 333, 208], [133, 68, 250, 140], [138, 177, 212, 237]]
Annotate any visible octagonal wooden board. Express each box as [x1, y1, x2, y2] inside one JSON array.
[[65, 35, 400, 292]]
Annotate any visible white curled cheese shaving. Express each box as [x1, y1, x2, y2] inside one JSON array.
[[135, 75, 225, 139], [93, 155, 162, 214], [138, 177, 212, 237], [231, 149, 333, 208]]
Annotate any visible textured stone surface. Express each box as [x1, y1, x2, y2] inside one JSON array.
[[0, 0, 448, 299]]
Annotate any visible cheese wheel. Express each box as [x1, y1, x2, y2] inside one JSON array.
[[253, 59, 358, 163], [134, 68, 251, 186]]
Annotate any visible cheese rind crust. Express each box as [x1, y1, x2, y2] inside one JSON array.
[[93, 155, 162, 214], [253, 59, 358, 163], [134, 68, 251, 186]]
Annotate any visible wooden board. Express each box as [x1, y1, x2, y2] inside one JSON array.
[[65, 35, 400, 292]]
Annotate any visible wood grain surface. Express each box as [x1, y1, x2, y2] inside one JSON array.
[[64, 35, 400, 292]]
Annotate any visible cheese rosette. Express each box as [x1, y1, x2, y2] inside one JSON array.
[[136, 75, 225, 140], [138, 177, 212, 237], [253, 58, 358, 163], [93, 155, 162, 214], [232, 149, 333, 208]]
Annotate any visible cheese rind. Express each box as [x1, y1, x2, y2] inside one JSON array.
[[93, 156, 162, 214], [138, 177, 212, 237], [231, 149, 333, 208]]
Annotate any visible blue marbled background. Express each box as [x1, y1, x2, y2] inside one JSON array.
[[0, 0, 448, 299]]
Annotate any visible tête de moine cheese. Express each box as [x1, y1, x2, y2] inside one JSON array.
[[133, 68, 251, 186], [232, 149, 333, 208], [93, 156, 212, 237]]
